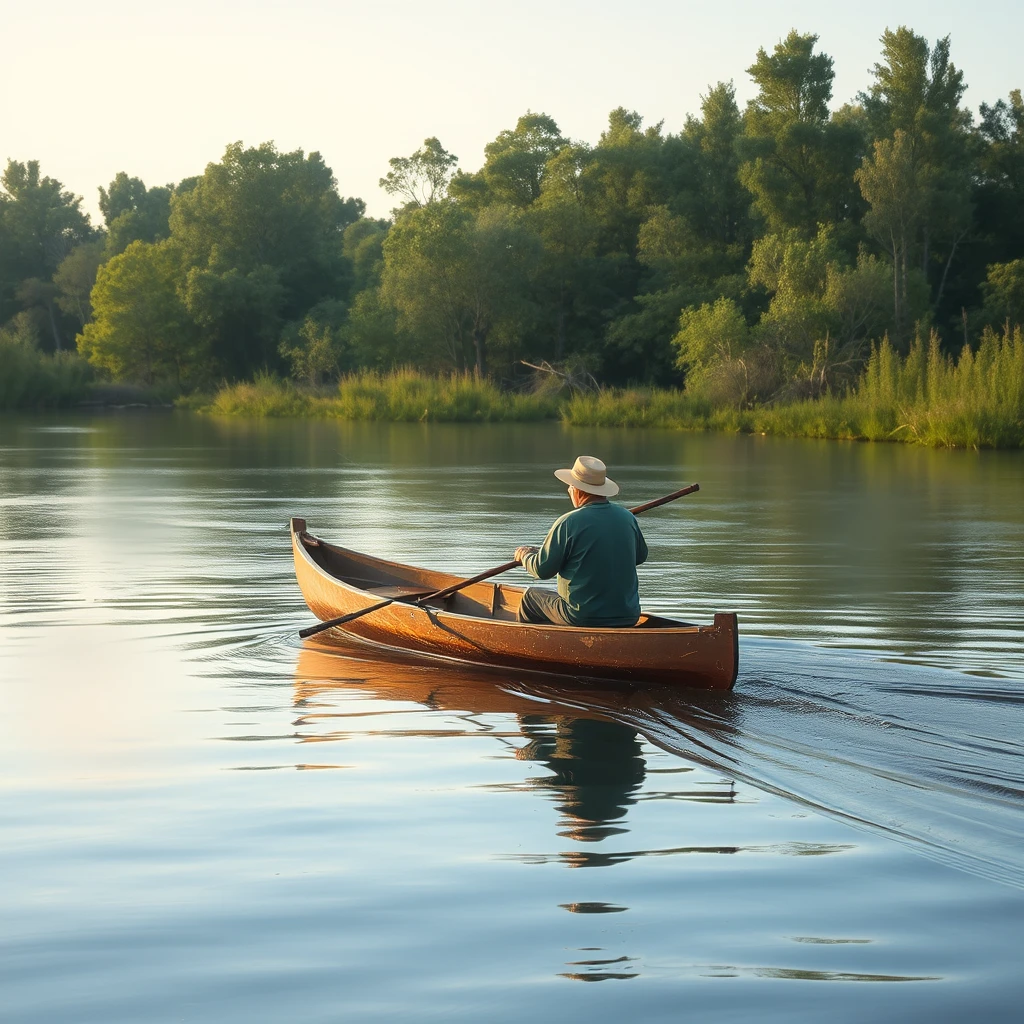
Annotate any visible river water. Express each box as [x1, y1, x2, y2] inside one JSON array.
[[1, 413, 1023, 1022]]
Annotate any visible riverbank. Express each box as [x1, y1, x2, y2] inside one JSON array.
[[188, 369, 560, 422], [0, 346, 174, 412], [12, 328, 1022, 449], [192, 329, 1024, 449]]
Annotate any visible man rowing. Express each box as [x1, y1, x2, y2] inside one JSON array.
[[514, 455, 648, 627]]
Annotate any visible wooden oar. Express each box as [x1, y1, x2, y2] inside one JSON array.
[[299, 561, 520, 639], [298, 482, 699, 639], [629, 482, 699, 514]]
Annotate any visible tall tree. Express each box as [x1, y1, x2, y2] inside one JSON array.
[[857, 28, 974, 333], [738, 31, 863, 238], [976, 90, 1024, 267], [380, 201, 539, 376], [528, 144, 606, 363], [53, 241, 105, 329], [99, 172, 173, 257], [0, 160, 94, 347], [343, 218, 390, 292], [605, 83, 755, 384], [676, 82, 753, 250], [380, 138, 458, 213], [78, 240, 203, 385], [169, 141, 363, 376], [452, 112, 565, 208]]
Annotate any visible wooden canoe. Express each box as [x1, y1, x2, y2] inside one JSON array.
[[291, 517, 739, 691]]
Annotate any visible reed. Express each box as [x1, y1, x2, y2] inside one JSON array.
[[203, 370, 559, 422], [849, 327, 1024, 447], [564, 326, 1024, 449], [198, 331, 1024, 448], [206, 373, 321, 417], [0, 341, 92, 410]]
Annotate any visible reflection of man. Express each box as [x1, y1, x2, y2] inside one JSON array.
[[516, 716, 646, 841], [514, 456, 648, 627]]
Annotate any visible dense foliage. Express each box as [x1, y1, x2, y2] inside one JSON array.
[[2, 25, 1022, 434]]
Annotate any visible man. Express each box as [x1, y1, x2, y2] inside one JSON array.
[[514, 455, 648, 627]]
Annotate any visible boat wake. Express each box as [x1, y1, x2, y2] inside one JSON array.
[[291, 634, 1024, 890], [519, 638, 1024, 890]]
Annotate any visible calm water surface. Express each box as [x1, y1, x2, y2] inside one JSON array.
[[1, 413, 1023, 1022]]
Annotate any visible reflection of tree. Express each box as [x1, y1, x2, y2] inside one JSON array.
[[514, 715, 646, 842]]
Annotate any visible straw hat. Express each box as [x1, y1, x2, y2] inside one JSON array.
[[554, 455, 620, 497]]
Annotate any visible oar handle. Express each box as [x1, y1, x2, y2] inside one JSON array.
[[628, 482, 698, 516]]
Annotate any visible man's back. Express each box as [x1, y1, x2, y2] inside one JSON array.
[[521, 501, 648, 626]]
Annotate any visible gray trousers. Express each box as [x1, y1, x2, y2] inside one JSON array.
[[517, 588, 576, 625]]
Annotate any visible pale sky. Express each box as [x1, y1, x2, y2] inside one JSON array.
[[3, 0, 1022, 223]]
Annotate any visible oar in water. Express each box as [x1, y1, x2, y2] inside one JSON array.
[[298, 482, 699, 639]]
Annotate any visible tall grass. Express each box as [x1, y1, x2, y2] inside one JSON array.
[[565, 326, 1024, 449], [204, 369, 559, 422], [199, 329, 1024, 448], [0, 340, 92, 410], [852, 327, 1024, 447]]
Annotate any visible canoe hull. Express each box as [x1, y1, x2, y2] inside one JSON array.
[[291, 518, 738, 691]]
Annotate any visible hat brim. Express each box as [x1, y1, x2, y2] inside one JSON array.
[[554, 467, 620, 496]]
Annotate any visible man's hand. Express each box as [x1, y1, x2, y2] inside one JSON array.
[[514, 545, 539, 564]]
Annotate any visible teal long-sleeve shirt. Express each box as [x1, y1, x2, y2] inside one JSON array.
[[520, 501, 649, 626]]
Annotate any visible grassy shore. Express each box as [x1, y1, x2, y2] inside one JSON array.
[[190, 327, 1024, 449], [566, 327, 1024, 449], [0, 344, 93, 411], [197, 369, 559, 422]]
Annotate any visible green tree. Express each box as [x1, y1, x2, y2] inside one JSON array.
[[738, 31, 863, 237], [605, 85, 753, 384], [169, 141, 363, 376], [976, 91, 1024, 268], [856, 131, 928, 336], [606, 204, 744, 385], [78, 240, 202, 385], [980, 260, 1024, 328], [343, 218, 390, 292], [749, 226, 893, 385], [0, 160, 94, 346], [452, 112, 565, 208], [672, 297, 770, 405], [586, 108, 668, 256], [380, 138, 458, 213], [857, 28, 974, 330], [99, 172, 173, 257], [381, 201, 540, 375], [675, 82, 752, 250], [528, 144, 604, 363], [180, 258, 285, 378], [53, 241, 105, 328], [279, 316, 344, 385], [345, 288, 405, 369]]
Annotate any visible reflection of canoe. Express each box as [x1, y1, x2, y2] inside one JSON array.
[[294, 644, 738, 727], [294, 643, 620, 720], [291, 518, 738, 690], [293, 646, 740, 851]]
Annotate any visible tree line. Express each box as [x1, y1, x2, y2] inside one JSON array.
[[2, 25, 1023, 407]]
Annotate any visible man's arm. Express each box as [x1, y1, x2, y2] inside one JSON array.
[[518, 519, 569, 580]]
